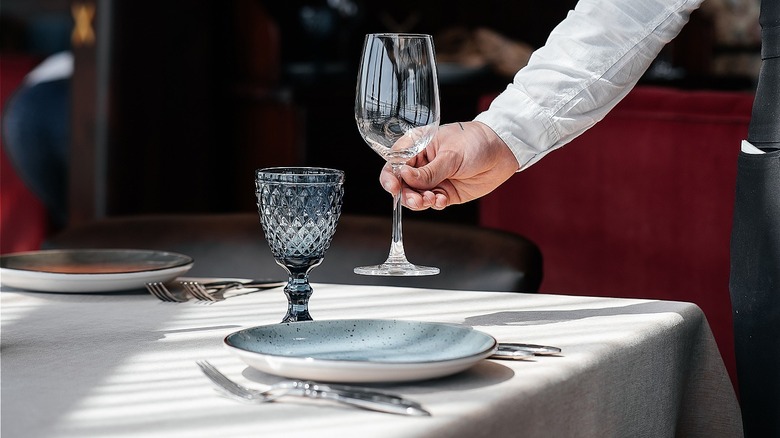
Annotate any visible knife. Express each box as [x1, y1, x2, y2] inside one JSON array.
[[290, 381, 431, 416]]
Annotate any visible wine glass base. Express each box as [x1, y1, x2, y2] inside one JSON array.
[[354, 262, 439, 276]]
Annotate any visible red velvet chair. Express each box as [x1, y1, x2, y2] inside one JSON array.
[[478, 85, 754, 388]]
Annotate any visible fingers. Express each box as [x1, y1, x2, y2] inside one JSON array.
[[402, 190, 427, 210], [426, 191, 450, 210], [402, 188, 450, 211], [379, 123, 466, 211], [379, 163, 451, 210]]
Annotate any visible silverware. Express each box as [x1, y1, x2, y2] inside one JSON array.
[[145, 282, 189, 302], [181, 279, 285, 302], [490, 343, 562, 360], [195, 360, 430, 416]]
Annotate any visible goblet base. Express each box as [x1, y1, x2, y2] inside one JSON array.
[[281, 312, 313, 323], [354, 262, 439, 276]]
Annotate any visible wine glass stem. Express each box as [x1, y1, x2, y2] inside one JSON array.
[[387, 165, 409, 264]]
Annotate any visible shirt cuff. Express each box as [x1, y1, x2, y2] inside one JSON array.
[[474, 86, 560, 171]]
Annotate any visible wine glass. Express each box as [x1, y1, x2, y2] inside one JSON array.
[[354, 33, 440, 276], [255, 167, 344, 322]]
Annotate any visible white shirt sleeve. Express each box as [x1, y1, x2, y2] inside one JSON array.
[[474, 0, 704, 170]]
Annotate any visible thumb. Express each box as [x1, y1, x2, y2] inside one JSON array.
[[399, 159, 454, 190]]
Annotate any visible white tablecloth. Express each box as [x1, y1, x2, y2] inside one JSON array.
[[1, 283, 742, 437]]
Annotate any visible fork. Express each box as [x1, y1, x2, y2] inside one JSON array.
[[195, 360, 430, 416], [145, 282, 190, 302], [182, 280, 285, 302], [180, 281, 226, 302], [196, 360, 289, 402]]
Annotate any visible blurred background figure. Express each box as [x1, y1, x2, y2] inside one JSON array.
[[3, 51, 72, 230], [1, 0, 72, 252], [436, 27, 534, 78]]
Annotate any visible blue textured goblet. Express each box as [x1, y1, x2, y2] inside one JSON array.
[[255, 167, 344, 322]]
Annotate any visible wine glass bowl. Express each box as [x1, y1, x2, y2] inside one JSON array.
[[255, 167, 344, 322], [354, 33, 440, 276]]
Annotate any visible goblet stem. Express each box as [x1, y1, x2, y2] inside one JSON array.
[[281, 269, 315, 323]]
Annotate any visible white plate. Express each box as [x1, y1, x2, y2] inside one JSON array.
[[224, 319, 498, 383], [0, 249, 193, 292]]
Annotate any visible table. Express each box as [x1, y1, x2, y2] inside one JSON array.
[[1, 283, 743, 437]]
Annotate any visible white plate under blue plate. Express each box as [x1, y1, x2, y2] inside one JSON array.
[[224, 319, 498, 383], [0, 249, 193, 293]]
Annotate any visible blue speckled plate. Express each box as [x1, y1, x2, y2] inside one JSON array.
[[224, 319, 498, 383]]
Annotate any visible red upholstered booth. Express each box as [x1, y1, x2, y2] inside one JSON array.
[[479, 85, 754, 388]]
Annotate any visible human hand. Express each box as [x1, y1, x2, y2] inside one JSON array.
[[380, 121, 519, 210]]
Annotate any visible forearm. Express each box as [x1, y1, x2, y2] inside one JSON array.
[[475, 0, 704, 170]]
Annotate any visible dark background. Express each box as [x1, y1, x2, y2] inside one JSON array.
[[0, 0, 759, 227]]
